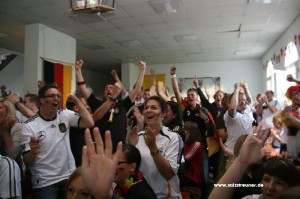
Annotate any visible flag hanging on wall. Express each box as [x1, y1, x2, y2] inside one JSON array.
[[43, 60, 72, 109]]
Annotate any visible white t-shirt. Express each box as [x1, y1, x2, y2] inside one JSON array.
[[136, 126, 182, 199], [0, 155, 22, 199], [21, 109, 80, 188], [262, 99, 282, 128], [224, 105, 254, 150]]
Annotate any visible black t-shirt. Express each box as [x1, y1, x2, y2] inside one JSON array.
[[183, 104, 213, 150], [87, 93, 134, 150]]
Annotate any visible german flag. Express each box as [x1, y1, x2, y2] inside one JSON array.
[[43, 60, 72, 109]]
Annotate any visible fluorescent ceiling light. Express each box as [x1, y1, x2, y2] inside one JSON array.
[[248, 0, 279, 4], [150, 0, 183, 14], [174, 35, 197, 42]]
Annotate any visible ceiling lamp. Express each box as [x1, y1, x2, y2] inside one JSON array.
[[68, 0, 115, 14]]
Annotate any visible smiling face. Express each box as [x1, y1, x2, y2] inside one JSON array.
[[144, 99, 164, 127], [186, 89, 198, 108], [39, 88, 61, 114], [261, 174, 289, 199], [66, 175, 91, 199]]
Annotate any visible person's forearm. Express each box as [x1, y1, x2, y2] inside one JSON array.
[[209, 158, 248, 199], [171, 76, 182, 104], [23, 151, 38, 166], [16, 102, 36, 117], [244, 87, 252, 104], [228, 87, 240, 116], [129, 67, 146, 102], [92, 100, 115, 121], [77, 104, 94, 128], [266, 102, 277, 113], [152, 151, 175, 180], [75, 68, 91, 99], [255, 104, 263, 116]]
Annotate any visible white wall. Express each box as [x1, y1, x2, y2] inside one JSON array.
[[263, 16, 300, 72], [147, 59, 263, 97], [0, 54, 25, 96], [24, 23, 76, 94]]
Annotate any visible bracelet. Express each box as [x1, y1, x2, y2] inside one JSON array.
[[77, 81, 86, 86], [170, 74, 176, 78], [150, 149, 160, 156]]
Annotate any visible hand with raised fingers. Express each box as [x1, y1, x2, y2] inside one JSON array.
[[81, 128, 122, 199]]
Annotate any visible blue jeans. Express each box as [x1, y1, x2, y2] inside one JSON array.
[[33, 179, 67, 199]]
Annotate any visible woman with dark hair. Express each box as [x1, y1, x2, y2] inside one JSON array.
[[113, 144, 157, 199], [163, 101, 185, 140], [129, 96, 182, 198]]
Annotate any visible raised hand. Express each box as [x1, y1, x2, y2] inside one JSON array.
[[75, 59, 83, 70], [81, 128, 122, 199], [139, 61, 146, 71], [143, 126, 157, 151], [193, 76, 199, 88], [128, 126, 139, 146], [170, 65, 176, 75]]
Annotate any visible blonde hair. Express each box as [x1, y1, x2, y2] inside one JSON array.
[[0, 98, 17, 128]]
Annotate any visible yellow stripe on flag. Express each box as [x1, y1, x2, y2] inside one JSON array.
[[63, 65, 72, 109]]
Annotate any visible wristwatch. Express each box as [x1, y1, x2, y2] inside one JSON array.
[[108, 95, 116, 102]]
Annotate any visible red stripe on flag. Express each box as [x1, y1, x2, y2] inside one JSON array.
[[54, 63, 64, 108]]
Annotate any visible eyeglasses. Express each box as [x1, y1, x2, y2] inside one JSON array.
[[118, 161, 129, 165], [44, 94, 62, 99]]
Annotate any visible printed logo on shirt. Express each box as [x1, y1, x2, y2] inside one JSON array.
[[58, 123, 67, 133]]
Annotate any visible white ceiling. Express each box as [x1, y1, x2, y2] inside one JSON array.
[[0, 0, 299, 72]]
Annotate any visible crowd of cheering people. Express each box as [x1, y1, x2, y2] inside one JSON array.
[[1, 59, 300, 199]]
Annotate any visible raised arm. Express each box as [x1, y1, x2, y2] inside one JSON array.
[[110, 69, 128, 98], [157, 81, 170, 101], [128, 61, 146, 102], [92, 82, 122, 121], [228, 83, 242, 117], [68, 95, 94, 128], [170, 65, 182, 104], [241, 82, 253, 105], [75, 59, 92, 100], [193, 76, 213, 110], [81, 128, 122, 199], [287, 74, 300, 84], [209, 129, 269, 199], [7, 93, 36, 118]]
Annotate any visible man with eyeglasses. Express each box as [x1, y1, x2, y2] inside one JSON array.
[[21, 84, 94, 199]]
